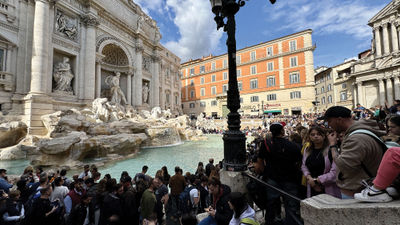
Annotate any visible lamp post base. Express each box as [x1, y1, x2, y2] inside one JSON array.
[[223, 129, 247, 171]]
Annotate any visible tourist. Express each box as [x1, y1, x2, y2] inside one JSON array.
[[255, 122, 302, 225], [60, 169, 72, 187], [195, 162, 205, 178], [50, 177, 69, 207], [169, 166, 186, 196], [2, 190, 25, 225], [64, 179, 86, 217], [28, 185, 60, 225], [322, 106, 386, 199], [227, 192, 256, 225], [301, 126, 341, 198], [99, 182, 123, 225], [166, 166, 186, 225], [78, 165, 91, 180], [205, 158, 215, 178], [187, 174, 200, 215], [140, 178, 157, 222], [66, 194, 92, 225], [120, 176, 139, 225], [161, 166, 171, 187], [198, 177, 232, 225], [134, 165, 149, 183], [197, 175, 209, 214], [0, 169, 12, 194], [154, 177, 168, 225]]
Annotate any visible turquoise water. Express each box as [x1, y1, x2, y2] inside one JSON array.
[[0, 135, 228, 178]]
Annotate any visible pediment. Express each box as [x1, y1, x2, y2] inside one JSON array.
[[369, 0, 399, 25]]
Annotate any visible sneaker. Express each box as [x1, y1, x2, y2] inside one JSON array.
[[354, 186, 393, 203]]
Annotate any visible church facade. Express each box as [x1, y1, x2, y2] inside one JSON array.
[[0, 0, 181, 134]]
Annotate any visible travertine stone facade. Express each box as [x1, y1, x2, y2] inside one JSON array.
[[350, 0, 400, 108], [0, 0, 181, 134]]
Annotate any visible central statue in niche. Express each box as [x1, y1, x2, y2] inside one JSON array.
[[53, 57, 74, 94], [105, 72, 127, 105]]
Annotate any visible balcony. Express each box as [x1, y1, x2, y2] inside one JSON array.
[[0, 71, 13, 91]]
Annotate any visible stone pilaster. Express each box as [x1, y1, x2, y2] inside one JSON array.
[[81, 13, 99, 102], [378, 78, 386, 106], [382, 23, 390, 55], [374, 27, 382, 56], [30, 0, 51, 94], [391, 22, 399, 52], [386, 76, 394, 105], [135, 42, 144, 107], [394, 75, 400, 100], [95, 61, 102, 98], [151, 54, 160, 107], [356, 81, 363, 105], [127, 70, 133, 105]]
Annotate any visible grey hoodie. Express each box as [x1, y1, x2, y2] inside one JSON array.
[[335, 119, 386, 193]]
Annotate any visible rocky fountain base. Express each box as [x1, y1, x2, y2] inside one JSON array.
[[0, 98, 206, 169]]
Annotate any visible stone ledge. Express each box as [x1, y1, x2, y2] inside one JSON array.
[[301, 194, 400, 225]]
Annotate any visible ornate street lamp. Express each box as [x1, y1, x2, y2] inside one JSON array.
[[210, 0, 276, 171]]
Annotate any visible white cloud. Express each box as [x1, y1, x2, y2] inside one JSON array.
[[267, 0, 386, 40], [134, 0, 164, 14]]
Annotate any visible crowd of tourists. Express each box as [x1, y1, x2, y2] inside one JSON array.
[[1, 101, 400, 225]]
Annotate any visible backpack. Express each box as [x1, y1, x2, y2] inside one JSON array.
[[240, 218, 260, 225], [178, 186, 196, 214]]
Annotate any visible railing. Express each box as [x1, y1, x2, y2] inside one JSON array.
[[242, 171, 304, 225]]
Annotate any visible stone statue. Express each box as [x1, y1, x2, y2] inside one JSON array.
[[53, 57, 74, 93], [105, 72, 127, 105], [56, 11, 77, 40], [137, 15, 144, 31], [143, 57, 151, 72], [142, 82, 149, 104]]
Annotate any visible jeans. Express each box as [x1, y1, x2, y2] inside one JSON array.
[[198, 215, 217, 225], [264, 179, 300, 225]]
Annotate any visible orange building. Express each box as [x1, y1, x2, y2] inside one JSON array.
[[180, 29, 315, 118]]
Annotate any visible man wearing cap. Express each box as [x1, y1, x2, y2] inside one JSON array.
[[321, 106, 386, 199], [0, 169, 12, 193], [256, 122, 302, 225]]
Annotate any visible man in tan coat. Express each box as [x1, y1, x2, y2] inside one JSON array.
[[320, 106, 386, 198]]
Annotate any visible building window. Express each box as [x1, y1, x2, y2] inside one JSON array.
[[200, 65, 205, 73], [212, 74, 216, 82], [321, 86, 325, 93], [267, 76, 275, 87], [237, 69, 241, 77], [223, 72, 228, 80], [328, 95, 332, 103], [289, 40, 297, 51], [212, 62, 216, 70], [200, 101, 206, 107], [289, 72, 300, 84], [327, 84, 332, 91], [223, 59, 227, 68], [237, 55, 241, 64], [238, 81, 242, 91], [250, 79, 258, 89], [321, 97, 326, 105], [340, 92, 347, 101], [190, 80, 194, 86], [190, 90, 195, 98], [290, 57, 298, 67], [211, 100, 217, 106], [290, 91, 301, 99], [250, 96, 259, 102], [267, 94, 277, 101], [327, 72, 331, 80], [200, 88, 205, 96], [342, 83, 347, 89], [251, 51, 256, 61], [251, 65, 257, 75], [267, 62, 274, 71], [315, 88, 318, 95], [267, 47, 273, 57], [211, 86, 216, 95], [200, 77, 205, 84], [190, 68, 194, 75], [223, 84, 228, 93], [189, 103, 195, 108]]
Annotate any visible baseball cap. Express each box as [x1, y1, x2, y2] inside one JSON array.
[[317, 106, 351, 120]]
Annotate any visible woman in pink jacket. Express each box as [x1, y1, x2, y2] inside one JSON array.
[[301, 126, 341, 198]]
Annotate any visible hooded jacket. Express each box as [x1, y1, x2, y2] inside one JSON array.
[[228, 205, 255, 225], [335, 119, 386, 193]]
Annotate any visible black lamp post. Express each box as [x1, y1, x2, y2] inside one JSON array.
[[210, 0, 276, 171]]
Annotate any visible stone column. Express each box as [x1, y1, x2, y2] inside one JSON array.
[[378, 78, 386, 106], [30, 0, 51, 94], [152, 55, 160, 107], [135, 43, 143, 107], [394, 75, 400, 100], [386, 76, 394, 105], [392, 22, 399, 52], [356, 81, 363, 105], [81, 14, 99, 101], [352, 83, 357, 108], [374, 27, 382, 57], [95, 57, 103, 98], [382, 23, 390, 55], [127, 72, 132, 105]]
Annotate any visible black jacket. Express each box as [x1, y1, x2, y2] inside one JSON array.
[[210, 184, 233, 225]]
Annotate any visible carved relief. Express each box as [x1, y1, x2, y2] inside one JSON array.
[[143, 56, 151, 72], [80, 14, 99, 27], [55, 10, 78, 41]]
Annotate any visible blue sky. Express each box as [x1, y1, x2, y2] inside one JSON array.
[[134, 0, 391, 68]]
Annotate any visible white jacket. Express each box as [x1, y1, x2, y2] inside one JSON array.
[[229, 205, 255, 225]]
